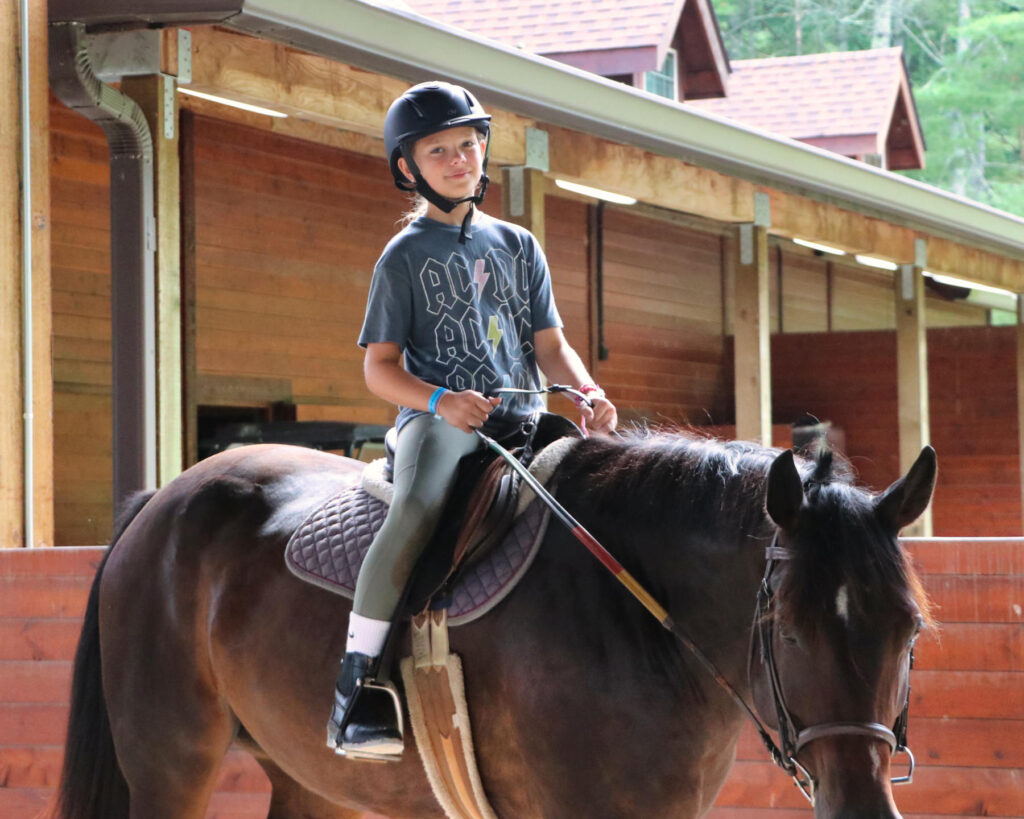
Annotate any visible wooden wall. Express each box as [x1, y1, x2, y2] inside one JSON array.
[[47, 102, 1020, 545], [49, 98, 112, 547], [599, 208, 732, 425], [192, 115, 395, 425], [3, 541, 1019, 817], [773, 325, 1021, 536]]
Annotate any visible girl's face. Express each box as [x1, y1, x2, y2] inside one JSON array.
[[399, 126, 486, 201]]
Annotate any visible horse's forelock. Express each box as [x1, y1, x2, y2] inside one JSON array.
[[775, 480, 932, 631]]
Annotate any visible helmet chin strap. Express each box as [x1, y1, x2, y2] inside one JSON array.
[[400, 144, 491, 243]]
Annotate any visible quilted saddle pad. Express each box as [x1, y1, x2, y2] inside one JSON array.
[[285, 485, 550, 627]]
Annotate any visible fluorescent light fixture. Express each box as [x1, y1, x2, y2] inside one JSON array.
[[178, 87, 288, 118], [925, 271, 1018, 299], [554, 179, 637, 205], [793, 237, 846, 255], [854, 254, 898, 271]]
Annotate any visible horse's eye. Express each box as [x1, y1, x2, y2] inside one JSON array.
[[779, 628, 799, 646]]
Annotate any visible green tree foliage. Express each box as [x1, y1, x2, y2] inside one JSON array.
[[714, 0, 1024, 216]]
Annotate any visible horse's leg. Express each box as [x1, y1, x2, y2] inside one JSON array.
[[99, 482, 249, 818], [255, 755, 362, 819], [114, 697, 237, 819]]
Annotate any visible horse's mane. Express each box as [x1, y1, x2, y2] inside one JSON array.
[[557, 429, 931, 629], [556, 428, 827, 539]]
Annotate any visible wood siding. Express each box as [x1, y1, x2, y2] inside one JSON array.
[[600, 208, 732, 425], [50, 98, 113, 547], [192, 116, 396, 425], [2, 542, 1019, 816], [47, 106, 1019, 545], [773, 326, 1021, 536]]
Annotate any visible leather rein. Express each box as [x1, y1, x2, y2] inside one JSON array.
[[476, 396, 915, 804]]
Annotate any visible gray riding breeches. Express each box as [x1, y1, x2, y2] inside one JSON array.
[[352, 413, 480, 621]]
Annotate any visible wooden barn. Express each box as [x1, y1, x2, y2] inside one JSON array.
[[1, 0, 1022, 816]]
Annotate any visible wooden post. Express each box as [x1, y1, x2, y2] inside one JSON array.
[[1017, 298, 1024, 534], [733, 222, 772, 444], [895, 259, 932, 536], [27, 0, 52, 547], [586, 203, 602, 374], [121, 72, 184, 485], [180, 109, 198, 467], [501, 165, 549, 403], [0, 2, 23, 547], [1, 1, 52, 547]]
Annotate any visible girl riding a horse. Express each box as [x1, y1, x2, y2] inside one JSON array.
[[327, 81, 618, 759]]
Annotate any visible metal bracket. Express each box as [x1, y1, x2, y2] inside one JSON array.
[[177, 29, 192, 84], [525, 127, 549, 171], [162, 76, 176, 140], [914, 237, 927, 269], [754, 192, 771, 227], [740, 223, 754, 265], [507, 166, 525, 217], [900, 264, 915, 301]]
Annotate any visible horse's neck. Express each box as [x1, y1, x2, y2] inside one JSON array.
[[657, 527, 766, 682]]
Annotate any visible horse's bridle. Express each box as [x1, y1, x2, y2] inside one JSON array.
[[754, 535, 916, 802]]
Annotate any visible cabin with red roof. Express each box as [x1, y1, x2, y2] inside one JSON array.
[[408, 1, 924, 169], [408, 0, 730, 100], [691, 48, 925, 170]]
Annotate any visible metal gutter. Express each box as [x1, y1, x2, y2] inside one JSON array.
[[49, 21, 158, 502], [225, 0, 1024, 263], [19, 0, 34, 547]]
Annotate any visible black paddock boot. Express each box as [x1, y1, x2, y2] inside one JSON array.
[[326, 651, 404, 761]]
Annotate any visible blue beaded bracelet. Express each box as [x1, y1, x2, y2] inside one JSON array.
[[428, 387, 448, 415]]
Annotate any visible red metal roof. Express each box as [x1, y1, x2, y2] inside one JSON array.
[[689, 47, 925, 169], [405, 0, 684, 55]]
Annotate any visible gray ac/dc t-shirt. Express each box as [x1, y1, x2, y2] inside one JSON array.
[[358, 213, 562, 434]]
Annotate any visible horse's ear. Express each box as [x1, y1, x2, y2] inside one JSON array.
[[766, 449, 804, 530], [874, 446, 937, 532]]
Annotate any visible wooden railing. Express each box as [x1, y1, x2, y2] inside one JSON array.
[[2, 539, 1020, 817]]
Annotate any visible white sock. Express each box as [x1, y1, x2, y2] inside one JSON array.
[[345, 612, 390, 658]]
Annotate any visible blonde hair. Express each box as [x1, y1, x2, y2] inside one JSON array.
[[400, 194, 429, 226]]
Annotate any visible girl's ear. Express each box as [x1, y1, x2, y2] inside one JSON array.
[[396, 156, 415, 183]]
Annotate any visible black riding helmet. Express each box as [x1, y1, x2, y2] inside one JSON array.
[[384, 81, 492, 241]]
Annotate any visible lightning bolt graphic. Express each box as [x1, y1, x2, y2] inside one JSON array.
[[472, 258, 490, 289], [486, 315, 503, 350]]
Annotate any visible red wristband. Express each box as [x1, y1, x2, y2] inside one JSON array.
[[573, 383, 605, 407]]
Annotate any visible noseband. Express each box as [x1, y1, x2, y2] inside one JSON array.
[[755, 535, 916, 802]]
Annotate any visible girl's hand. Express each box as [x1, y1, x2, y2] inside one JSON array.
[[437, 390, 501, 433], [578, 396, 618, 436]]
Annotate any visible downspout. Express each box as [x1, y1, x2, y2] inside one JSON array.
[[49, 21, 158, 504], [19, 0, 33, 546]]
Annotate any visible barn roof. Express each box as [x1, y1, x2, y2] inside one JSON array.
[[689, 47, 925, 170]]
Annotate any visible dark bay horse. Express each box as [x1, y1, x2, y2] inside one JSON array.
[[55, 431, 936, 819]]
